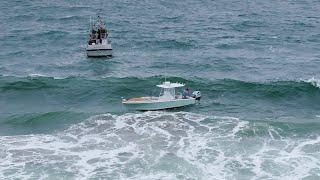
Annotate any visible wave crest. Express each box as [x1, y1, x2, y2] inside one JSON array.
[[305, 77, 320, 88]]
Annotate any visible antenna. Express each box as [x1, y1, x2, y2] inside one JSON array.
[[98, 1, 103, 17], [88, 16, 92, 42], [165, 62, 167, 82]]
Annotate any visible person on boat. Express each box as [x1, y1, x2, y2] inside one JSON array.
[[89, 33, 95, 45], [182, 88, 190, 99], [91, 33, 97, 44], [100, 28, 106, 38]]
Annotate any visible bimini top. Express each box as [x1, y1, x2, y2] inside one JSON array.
[[156, 81, 185, 89]]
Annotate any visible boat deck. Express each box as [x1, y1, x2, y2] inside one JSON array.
[[123, 96, 194, 104]]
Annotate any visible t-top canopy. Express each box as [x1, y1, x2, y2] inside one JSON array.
[[156, 81, 185, 89], [92, 16, 106, 30]]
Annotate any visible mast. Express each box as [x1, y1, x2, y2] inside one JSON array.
[[164, 62, 167, 82], [90, 16, 91, 28]]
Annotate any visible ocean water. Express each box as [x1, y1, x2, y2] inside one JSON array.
[[0, 0, 320, 179]]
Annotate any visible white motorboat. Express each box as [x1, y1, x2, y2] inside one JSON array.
[[122, 81, 201, 111], [86, 16, 112, 57]]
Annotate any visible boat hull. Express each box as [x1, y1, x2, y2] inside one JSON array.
[[123, 98, 196, 111], [86, 43, 112, 57], [86, 49, 112, 57]]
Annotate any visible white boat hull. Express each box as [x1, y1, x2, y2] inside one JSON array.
[[86, 49, 112, 57], [86, 43, 112, 57], [123, 98, 196, 111]]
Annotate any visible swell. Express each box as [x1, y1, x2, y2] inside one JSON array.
[[0, 75, 319, 96], [0, 111, 90, 136], [1, 75, 319, 127]]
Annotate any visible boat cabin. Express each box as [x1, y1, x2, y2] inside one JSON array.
[[88, 16, 108, 45], [157, 81, 185, 101]]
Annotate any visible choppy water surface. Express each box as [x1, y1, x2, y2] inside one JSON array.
[[0, 0, 320, 179]]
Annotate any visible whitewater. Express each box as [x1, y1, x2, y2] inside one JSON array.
[[1, 0, 320, 179]]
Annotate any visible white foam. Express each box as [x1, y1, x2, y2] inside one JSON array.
[[29, 73, 47, 77], [305, 76, 320, 88], [0, 112, 319, 179]]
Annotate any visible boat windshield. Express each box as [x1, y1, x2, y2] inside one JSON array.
[[159, 87, 175, 101]]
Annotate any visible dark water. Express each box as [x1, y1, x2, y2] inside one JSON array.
[[1, 0, 320, 179]]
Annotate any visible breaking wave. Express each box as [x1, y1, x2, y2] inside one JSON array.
[[1, 112, 319, 179], [305, 77, 320, 88]]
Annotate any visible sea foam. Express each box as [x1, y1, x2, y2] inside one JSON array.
[[0, 112, 319, 179]]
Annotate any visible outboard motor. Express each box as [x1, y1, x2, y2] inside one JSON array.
[[192, 91, 201, 101]]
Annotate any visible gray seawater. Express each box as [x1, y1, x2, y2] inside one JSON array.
[[0, 0, 320, 179]]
